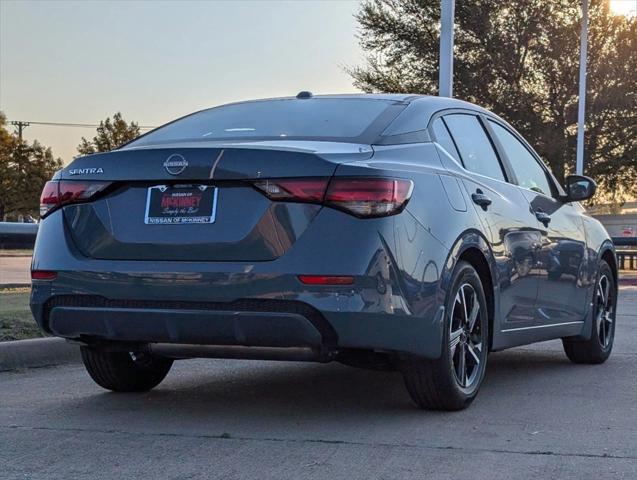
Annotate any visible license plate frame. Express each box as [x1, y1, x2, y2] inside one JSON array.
[[144, 185, 218, 225]]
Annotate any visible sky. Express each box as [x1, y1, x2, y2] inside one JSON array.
[[2, 0, 635, 164], [0, 0, 364, 163], [610, 0, 637, 16]]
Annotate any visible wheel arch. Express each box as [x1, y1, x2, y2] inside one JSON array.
[[600, 244, 618, 286], [440, 229, 498, 350]]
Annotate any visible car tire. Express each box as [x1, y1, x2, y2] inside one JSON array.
[[401, 260, 489, 411], [80, 347, 173, 392], [562, 259, 616, 364]]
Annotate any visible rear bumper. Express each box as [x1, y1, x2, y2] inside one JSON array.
[[44, 296, 333, 350], [32, 287, 445, 359], [30, 207, 451, 359]]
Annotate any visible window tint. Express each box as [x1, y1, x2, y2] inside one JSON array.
[[443, 114, 506, 182], [489, 121, 553, 197], [128, 99, 395, 147], [432, 118, 461, 163]]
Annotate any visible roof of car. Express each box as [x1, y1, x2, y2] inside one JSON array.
[[311, 93, 419, 102], [125, 93, 501, 149], [233, 93, 494, 117]]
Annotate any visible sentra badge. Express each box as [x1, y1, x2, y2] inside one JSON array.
[[68, 167, 104, 175]]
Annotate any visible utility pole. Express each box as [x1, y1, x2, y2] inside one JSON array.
[[10, 121, 30, 140], [439, 0, 455, 97], [576, 0, 588, 175]]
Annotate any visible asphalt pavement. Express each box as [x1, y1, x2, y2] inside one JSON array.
[[1, 286, 636, 479]]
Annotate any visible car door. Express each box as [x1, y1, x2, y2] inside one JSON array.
[[434, 113, 542, 329], [486, 119, 589, 325]]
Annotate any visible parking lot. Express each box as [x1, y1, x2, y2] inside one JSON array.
[[0, 285, 634, 479]]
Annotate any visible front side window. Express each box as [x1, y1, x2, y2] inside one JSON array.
[[488, 121, 553, 197], [443, 114, 506, 182]]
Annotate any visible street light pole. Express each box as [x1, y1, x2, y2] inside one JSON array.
[[439, 0, 455, 97], [576, 0, 588, 175]]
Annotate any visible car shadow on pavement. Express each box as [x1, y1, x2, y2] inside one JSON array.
[[38, 347, 587, 426]]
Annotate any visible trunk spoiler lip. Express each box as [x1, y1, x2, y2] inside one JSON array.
[[58, 141, 375, 181], [118, 139, 374, 155]]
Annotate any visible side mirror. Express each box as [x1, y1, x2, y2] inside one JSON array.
[[564, 175, 596, 202]]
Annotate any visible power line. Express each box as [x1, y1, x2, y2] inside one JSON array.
[[7, 120, 157, 130]]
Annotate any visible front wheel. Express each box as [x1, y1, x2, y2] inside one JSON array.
[[401, 261, 489, 411], [562, 259, 616, 364], [81, 347, 173, 392]]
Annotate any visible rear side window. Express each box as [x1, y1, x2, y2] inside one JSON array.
[[443, 114, 506, 182], [488, 121, 554, 197], [432, 118, 461, 163], [128, 99, 397, 147]]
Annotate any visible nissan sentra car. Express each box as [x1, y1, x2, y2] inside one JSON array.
[[30, 93, 617, 410]]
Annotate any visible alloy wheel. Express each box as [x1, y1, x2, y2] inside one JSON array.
[[449, 283, 485, 389], [596, 274, 614, 349]]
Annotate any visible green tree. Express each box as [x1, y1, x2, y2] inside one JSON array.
[[0, 112, 63, 219], [350, 0, 637, 202], [77, 112, 141, 155]]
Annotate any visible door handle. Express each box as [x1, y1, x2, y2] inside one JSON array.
[[535, 210, 551, 226], [471, 191, 492, 211]]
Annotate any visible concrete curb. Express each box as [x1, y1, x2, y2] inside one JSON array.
[[0, 337, 80, 372], [0, 283, 31, 290], [619, 273, 637, 286]]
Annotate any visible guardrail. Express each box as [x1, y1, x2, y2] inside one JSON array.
[[613, 237, 637, 247], [0, 222, 38, 249], [613, 237, 637, 271]]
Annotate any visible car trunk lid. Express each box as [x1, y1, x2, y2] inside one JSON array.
[[59, 143, 372, 262]]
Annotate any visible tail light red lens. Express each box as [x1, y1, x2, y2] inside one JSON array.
[[253, 177, 413, 218], [40, 180, 112, 218], [325, 178, 413, 217], [253, 178, 329, 203]]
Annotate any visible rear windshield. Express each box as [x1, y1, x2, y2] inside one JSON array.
[[127, 98, 399, 147]]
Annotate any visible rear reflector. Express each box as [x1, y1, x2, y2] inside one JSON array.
[[31, 270, 57, 281], [253, 177, 413, 218], [40, 180, 112, 218], [298, 275, 354, 285]]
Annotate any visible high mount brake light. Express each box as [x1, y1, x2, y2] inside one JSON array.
[[39, 180, 112, 218], [253, 177, 413, 218]]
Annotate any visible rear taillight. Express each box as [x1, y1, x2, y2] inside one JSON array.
[[253, 178, 329, 203], [325, 178, 413, 218], [253, 177, 413, 218], [40, 180, 111, 218]]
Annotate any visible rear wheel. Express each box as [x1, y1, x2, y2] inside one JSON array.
[[401, 261, 489, 411], [80, 347, 173, 392], [562, 259, 616, 364]]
